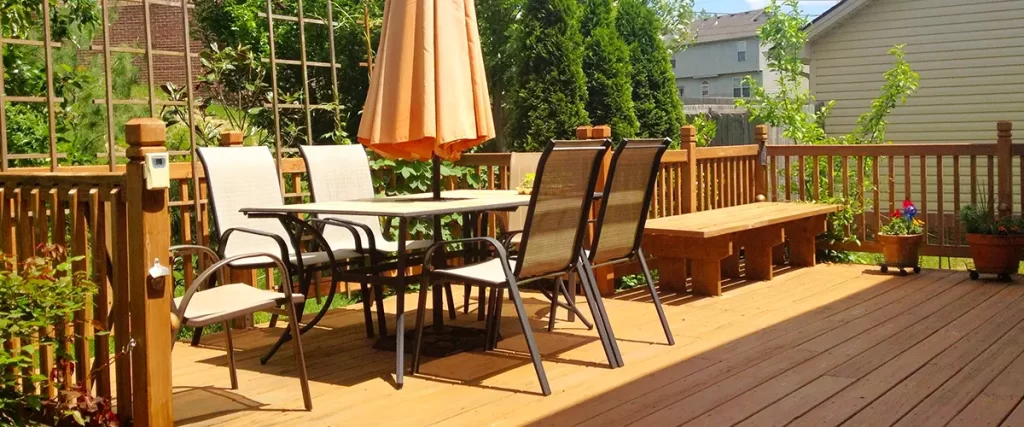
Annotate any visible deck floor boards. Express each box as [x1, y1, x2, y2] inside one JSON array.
[[170, 264, 1024, 426]]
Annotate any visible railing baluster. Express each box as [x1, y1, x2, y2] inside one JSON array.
[[953, 155, 961, 246], [936, 155, 944, 247], [872, 156, 880, 240], [919, 155, 927, 245]]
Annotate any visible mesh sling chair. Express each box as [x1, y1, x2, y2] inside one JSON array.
[[298, 144, 458, 339], [198, 146, 369, 364], [169, 247, 312, 410], [547, 138, 675, 346], [411, 139, 613, 396]]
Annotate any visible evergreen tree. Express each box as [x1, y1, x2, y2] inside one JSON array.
[[506, 0, 589, 152], [616, 0, 684, 142], [581, 0, 639, 140]]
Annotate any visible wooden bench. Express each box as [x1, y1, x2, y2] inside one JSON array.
[[643, 202, 842, 296]]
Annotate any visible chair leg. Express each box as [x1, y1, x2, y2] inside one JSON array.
[[505, 279, 551, 396], [463, 284, 471, 314], [412, 277, 432, 373], [190, 326, 204, 346], [395, 284, 407, 389], [566, 272, 577, 323], [489, 289, 505, 351], [360, 281, 374, 338], [224, 321, 238, 390], [285, 305, 312, 410], [484, 287, 498, 350], [548, 279, 561, 332], [575, 264, 618, 369], [477, 285, 487, 321], [373, 281, 388, 339], [580, 257, 623, 368], [445, 283, 457, 320], [638, 249, 674, 345], [558, 279, 593, 330]]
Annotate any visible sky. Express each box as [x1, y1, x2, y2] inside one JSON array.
[[693, 0, 840, 19]]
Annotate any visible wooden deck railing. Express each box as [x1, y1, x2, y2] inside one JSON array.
[[0, 172, 132, 415]]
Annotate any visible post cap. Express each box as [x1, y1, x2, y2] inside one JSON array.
[[680, 125, 696, 143], [592, 125, 612, 139], [575, 125, 593, 139], [220, 131, 244, 146], [755, 124, 769, 140], [124, 118, 166, 147], [997, 121, 1012, 133]]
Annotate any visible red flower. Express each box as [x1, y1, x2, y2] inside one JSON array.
[[891, 210, 902, 218], [903, 200, 913, 208]]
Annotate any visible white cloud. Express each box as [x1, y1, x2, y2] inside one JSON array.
[[745, 0, 839, 9]]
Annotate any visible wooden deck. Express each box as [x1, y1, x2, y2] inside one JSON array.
[[171, 264, 1024, 426]]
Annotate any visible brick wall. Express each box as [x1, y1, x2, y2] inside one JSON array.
[[102, 2, 204, 86]]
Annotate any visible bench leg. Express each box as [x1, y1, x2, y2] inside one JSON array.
[[743, 225, 786, 281], [789, 215, 828, 267], [773, 244, 787, 265], [654, 258, 688, 293], [721, 252, 741, 279], [691, 260, 723, 296]]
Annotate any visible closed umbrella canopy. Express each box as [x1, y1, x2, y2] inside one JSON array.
[[357, 0, 494, 161]]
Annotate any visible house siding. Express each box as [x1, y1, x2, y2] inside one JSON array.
[[673, 36, 762, 98], [808, 0, 1024, 144]]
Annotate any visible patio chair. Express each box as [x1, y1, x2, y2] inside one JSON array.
[[298, 144, 457, 338], [170, 247, 312, 410], [548, 138, 675, 346], [198, 146, 366, 363], [463, 152, 542, 317], [411, 139, 612, 396]]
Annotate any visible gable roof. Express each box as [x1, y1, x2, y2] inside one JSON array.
[[804, 0, 876, 41], [691, 9, 766, 44]]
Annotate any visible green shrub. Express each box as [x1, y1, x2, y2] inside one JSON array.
[[580, 0, 638, 140]]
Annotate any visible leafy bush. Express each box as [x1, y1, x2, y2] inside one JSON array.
[[580, 0, 638, 140], [0, 245, 97, 425], [615, 0, 683, 143], [505, 0, 590, 152]]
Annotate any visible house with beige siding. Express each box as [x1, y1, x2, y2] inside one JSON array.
[[804, 0, 1024, 144]]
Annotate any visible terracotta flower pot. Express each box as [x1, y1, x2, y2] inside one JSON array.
[[966, 233, 1023, 276], [878, 233, 922, 271]]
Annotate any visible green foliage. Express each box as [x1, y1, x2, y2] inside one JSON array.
[[368, 157, 483, 240], [645, 0, 697, 53], [192, 0, 380, 145], [685, 112, 716, 147], [580, 0, 639, 140], [616, 0, 683, 143], [738, 0, 919, 260], [0, 245, 97, 425], [505, 0, 590, 152], [476, 0, 522, 148], [960, 205, 1024, 235]]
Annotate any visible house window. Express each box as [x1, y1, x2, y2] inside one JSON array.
[[733, 77, 751, 98], [671, 59, 677, 69], [701, 80, 710, 97], [678, 87, 684, 98], [737, 40, 747, 62]]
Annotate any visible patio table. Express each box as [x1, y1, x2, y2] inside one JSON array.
[[242, 189, 530, 388]]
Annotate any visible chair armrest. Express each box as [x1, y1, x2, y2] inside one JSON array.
[[169, 245, 223, 290], [220, 227, 291, 266], [422, 237, 512, 275], [308, 217, 374, 254], [175, 252, 295, 331]]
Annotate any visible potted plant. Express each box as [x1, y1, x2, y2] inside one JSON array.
[[960, 204, 1024, 280], [516, 173, 535, 195], [878, 200, 924, 274]]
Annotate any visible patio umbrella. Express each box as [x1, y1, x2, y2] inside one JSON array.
[[357, 0, 495, 199]]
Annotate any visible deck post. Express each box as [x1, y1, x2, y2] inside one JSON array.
[[125, 118, 173, 427], [996, 121, 1012, 219], [680, 126, 698, 213], [219, 131, 259, 328], [590, 125, 616, 296], [754, 124, 768, 202]]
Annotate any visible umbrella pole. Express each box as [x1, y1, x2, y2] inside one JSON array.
[[431, 155, 442, 200]]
